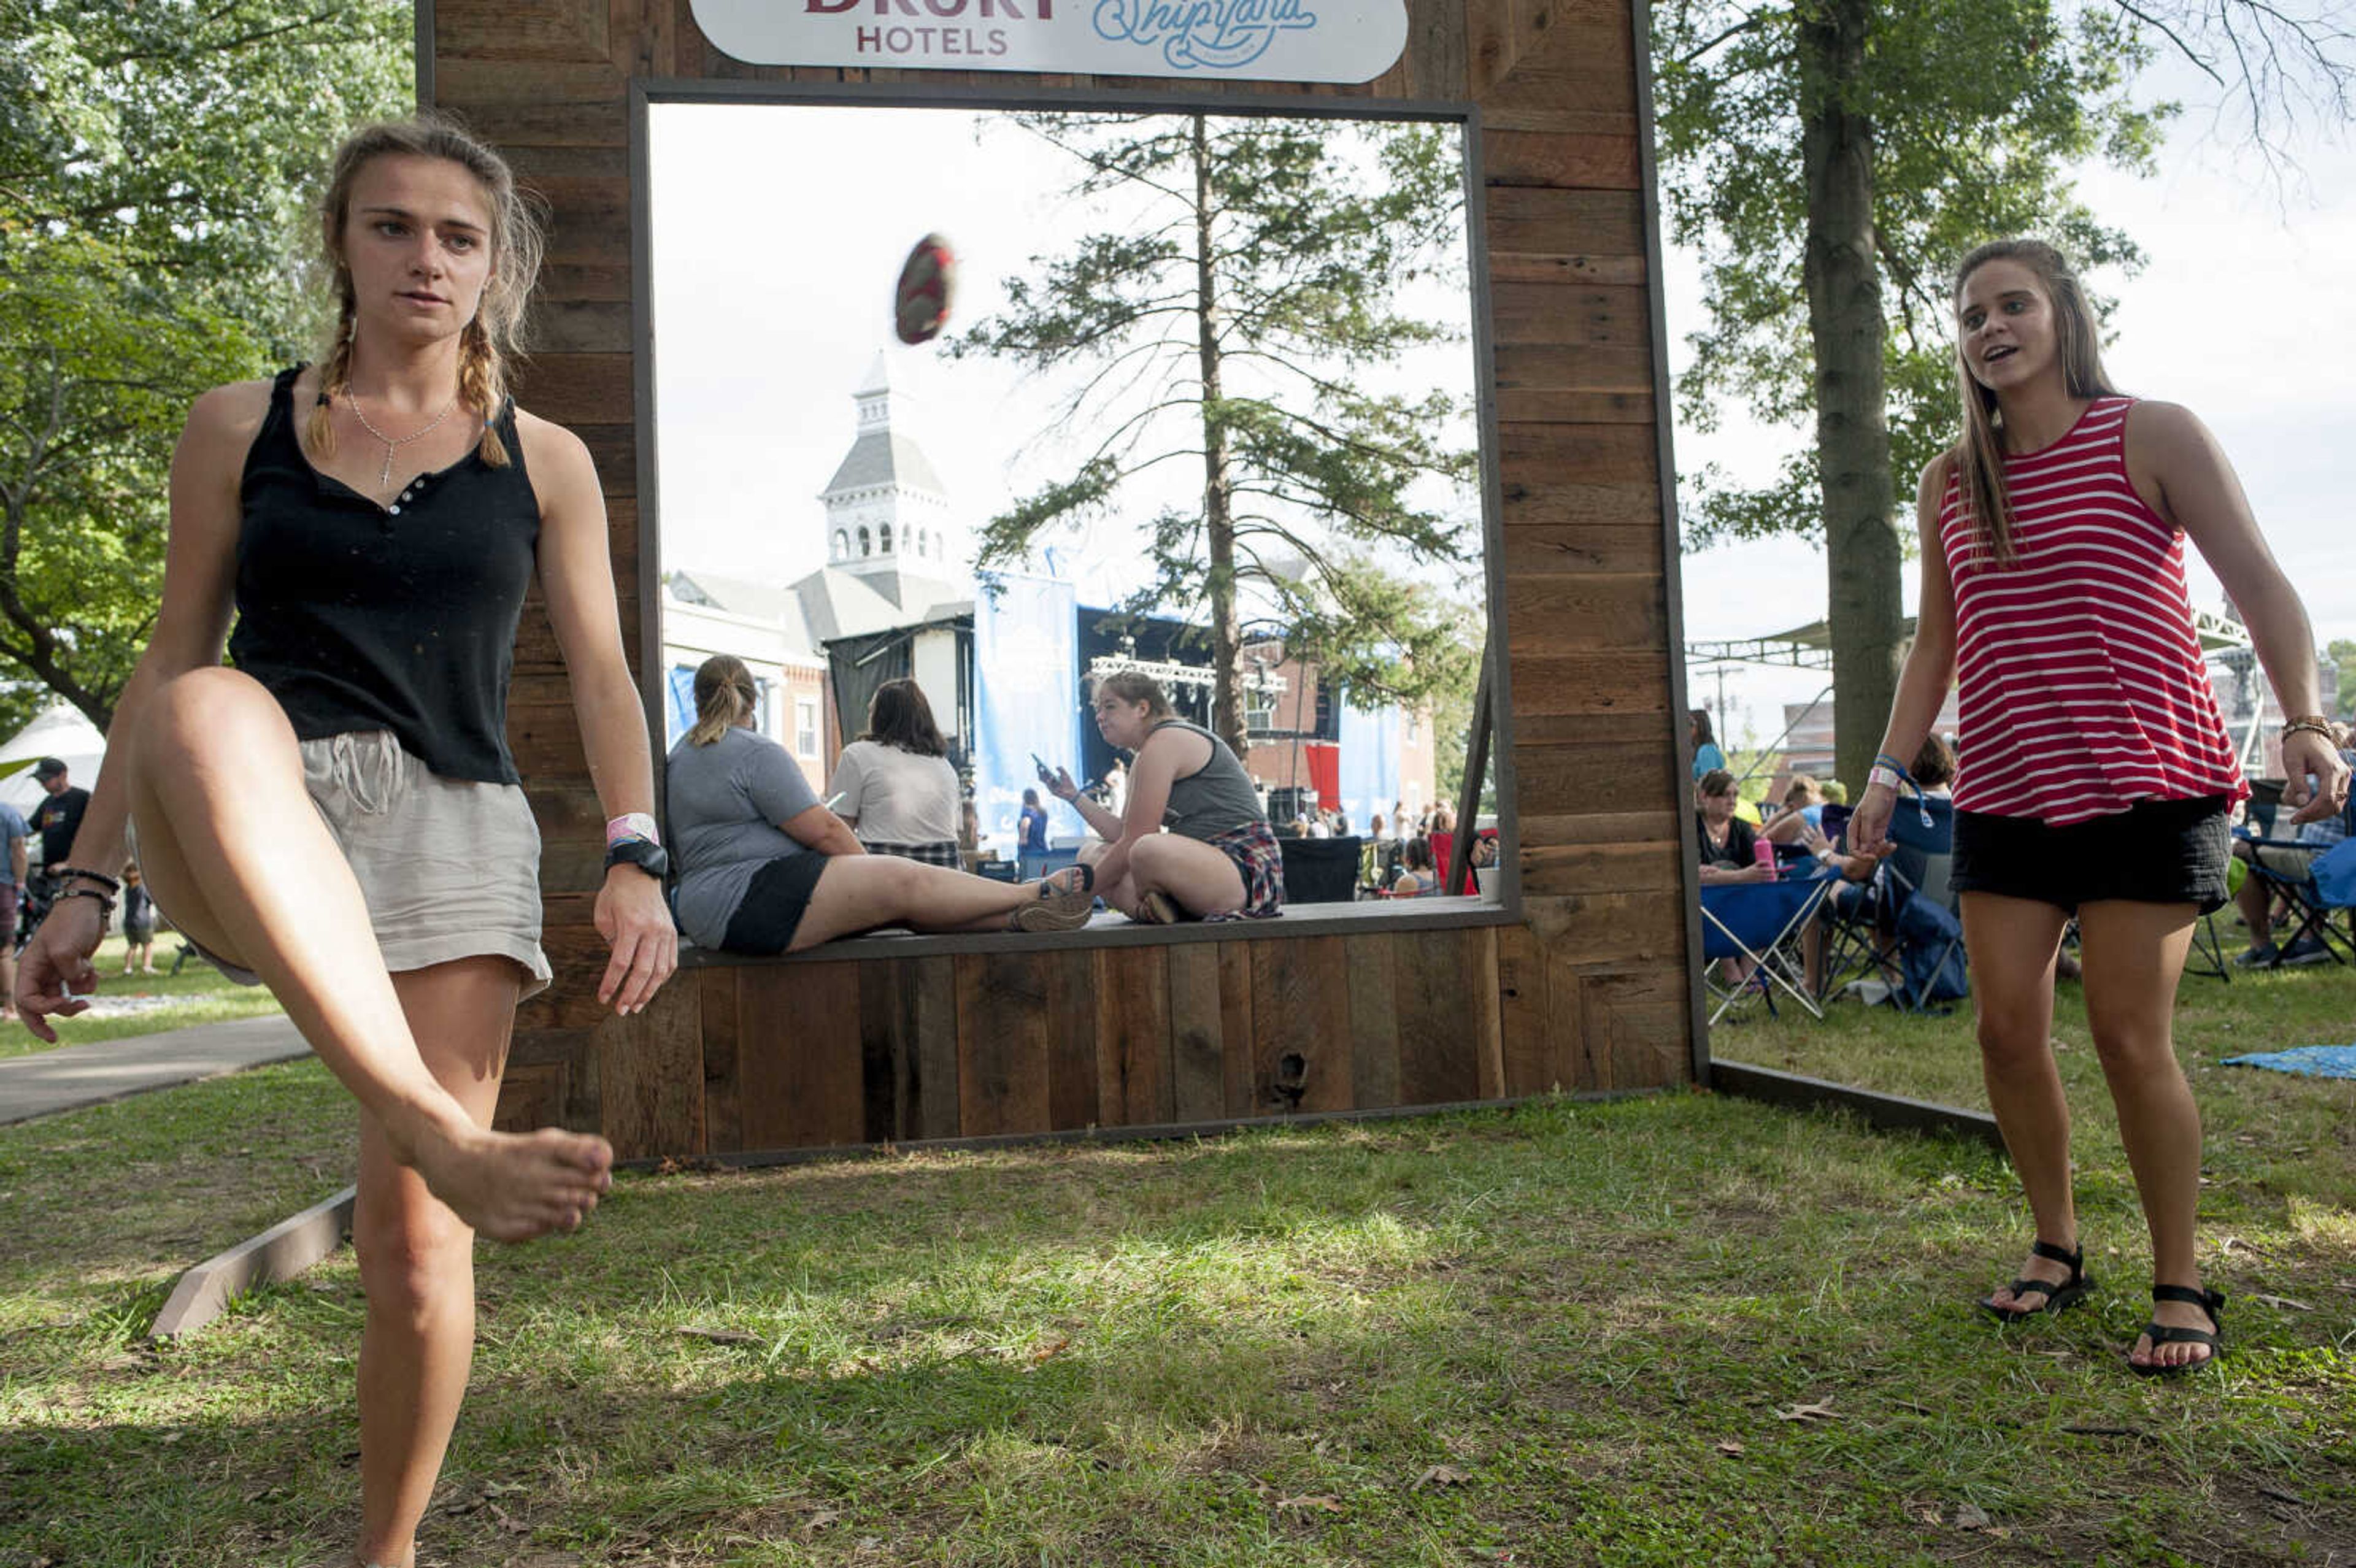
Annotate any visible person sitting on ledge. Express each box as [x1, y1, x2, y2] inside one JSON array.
[[1039, 671, 1284, 924], [829, 677, 963, 867], [668, 656, 1094, 953]]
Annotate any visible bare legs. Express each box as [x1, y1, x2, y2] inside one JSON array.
[[1079, 834, 1245, 921], [2077, 900, 2209, 1369], [355, 957, 521, 1568], [121, 666, 610, 1239], [1963, 890, 2213, 1368], [1963, 892, 2078, 1307], [790, 858, 1090, 950]]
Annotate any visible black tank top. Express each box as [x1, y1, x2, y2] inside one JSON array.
[[226, 366, 539, 783]]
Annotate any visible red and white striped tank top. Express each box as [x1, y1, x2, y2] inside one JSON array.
[[1940, 396, 2245, 825]]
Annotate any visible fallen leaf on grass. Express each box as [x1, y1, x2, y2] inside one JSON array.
[[1029, 1334, 1072, 1364], [1715, 1440, 1746, 1457], [488, 1501, 531, 1534], [1274, 1494, 1346, 1513], [1954, 1503, 1990, 1531], [1773, 1399, 1841, 1423], [801, 1508, 843, 1535], [672, 1325, 761, 1345], [2249, 1293, 2314, 1312], [1414, 1464, 1473, 1489]]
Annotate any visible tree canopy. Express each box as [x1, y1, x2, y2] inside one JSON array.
[[950, 110, 1482, 758], [0, 0, 410, 734]]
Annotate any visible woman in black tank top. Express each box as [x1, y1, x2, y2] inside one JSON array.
[[10, 118, 676, 1567], [1042, 672, 1284, 923]]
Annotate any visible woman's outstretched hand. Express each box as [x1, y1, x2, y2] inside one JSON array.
[[595, 868, 677, 1017], [14, 896, 105, 1042]]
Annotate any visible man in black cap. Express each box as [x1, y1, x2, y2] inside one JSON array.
[[29, 758, 90, 879]]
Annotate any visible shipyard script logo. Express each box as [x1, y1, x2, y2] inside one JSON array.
[[1091, 0, 1320, 71]]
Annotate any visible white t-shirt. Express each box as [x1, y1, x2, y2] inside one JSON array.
[[828, 740, 960, 845]]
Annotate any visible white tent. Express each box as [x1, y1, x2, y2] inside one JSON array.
[[0, 702, 107, 818]]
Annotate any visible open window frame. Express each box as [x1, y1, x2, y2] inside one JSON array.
[[629, 79, 1524, 964]]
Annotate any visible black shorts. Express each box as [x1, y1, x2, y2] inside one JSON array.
[[1951, 795, 2231, 915], [722, 853, 831, 954]]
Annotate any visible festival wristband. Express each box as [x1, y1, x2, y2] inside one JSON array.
[[1868, 765, 1904, 793], [1873, 753, 1909, 774], [606, 812, 660, 848]]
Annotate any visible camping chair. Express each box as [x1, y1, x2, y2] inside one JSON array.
[[2241, 787, 2356, 969], [1807, 803, 1903, 1001], [1700, 873, 1834, 1024], [1278, 835, 1363, 904], [1882, 795, 1968, 1012]]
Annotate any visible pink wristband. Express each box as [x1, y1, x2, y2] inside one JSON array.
[[1868, 765, 1903, 792], [606, 811, 659, 847]]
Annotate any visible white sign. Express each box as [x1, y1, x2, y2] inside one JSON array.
[[691, 0, 1408, 83]]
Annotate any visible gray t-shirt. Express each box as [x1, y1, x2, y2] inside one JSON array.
[[666, 726, 822, 948]]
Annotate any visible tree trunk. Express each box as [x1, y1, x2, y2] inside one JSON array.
[[1191, 115, 1247, 760], [1800, 0, 1904, 792]]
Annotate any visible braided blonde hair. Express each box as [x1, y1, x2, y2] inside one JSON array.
[[308, 114, 545, 468]]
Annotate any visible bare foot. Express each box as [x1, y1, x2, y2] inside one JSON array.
[[403, 1122, 614, 1242], [2128, 1285, 2222, 1373]]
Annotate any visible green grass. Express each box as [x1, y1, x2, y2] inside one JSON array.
[[1, 963, 2351, 1566], [0, 934, 283, 1059]]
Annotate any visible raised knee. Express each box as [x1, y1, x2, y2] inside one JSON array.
[[140, 667, 290, 769]]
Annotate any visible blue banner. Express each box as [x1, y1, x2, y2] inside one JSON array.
[[974, 572, 1080, 849], [1336, 695, 1400, 832], [664, 664, 696, 750]]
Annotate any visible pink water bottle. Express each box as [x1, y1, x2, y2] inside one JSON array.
[[1754, 837, 1777, 880]]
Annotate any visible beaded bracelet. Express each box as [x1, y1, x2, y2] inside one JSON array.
[[50, 864, 120, 893], [2281, 717, 2336, 742]]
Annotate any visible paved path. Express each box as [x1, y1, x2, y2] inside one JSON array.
[[0, 1013, 310, 1126]]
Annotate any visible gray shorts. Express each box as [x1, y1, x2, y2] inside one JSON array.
[[132, 729, 552, 1001]]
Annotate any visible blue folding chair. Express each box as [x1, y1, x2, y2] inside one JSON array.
[[2241, 781, 2356, 968], [1701, 874, 1835, 1024], [1883, 795, 1968, 1012]]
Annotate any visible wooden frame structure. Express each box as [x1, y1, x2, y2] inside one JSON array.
[[428, 0, 1709, 1160]]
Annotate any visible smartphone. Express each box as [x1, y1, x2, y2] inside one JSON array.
[[1031, 753, 1053, 777]]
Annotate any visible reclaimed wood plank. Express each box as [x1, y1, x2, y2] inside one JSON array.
[[1491, 285, 1652, 350], [1589, 969, 1691, 1089], [1484, 128, 1642, 190], [492, 1060, 568, 1132], [435, 0, 610, 62], [1093, 946, 1174, 1126], [1517, 840, 1684, 897], [1249, 937, 1351, 1115], [1393, 929, 1482, 1106], [1165, 940, 1228, 1124], [593, 969, 702, 1158], [1044, 950, 1103, 1131], [1523, 891, 1688, 968], [1506, 655, 1673, 717], [1485, 188, 1645, 256], [701, 966, 742, 1153], [1346, 931, 1402, 1109], [1495, 388, 1654, 425], [736, 960, 865, 1150], [1497, 520, 1663, 574], [953, 951, 1054, 1137], [1218, 940, 1258, 1118], [1502, 573, 1666, 651], [1494, 922, 1555, 1096]]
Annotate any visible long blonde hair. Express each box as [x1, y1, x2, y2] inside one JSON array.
[[1950, 238, 2119, 567], [307, 113, 545, 469], [687, 655, 760, 747]]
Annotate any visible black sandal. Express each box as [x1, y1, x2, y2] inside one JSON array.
[[2128, 1284, 2224, 1377], [1979, 1239, 2094, 1322]]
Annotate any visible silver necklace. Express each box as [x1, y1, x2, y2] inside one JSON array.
[[346, 391, 461, 491]]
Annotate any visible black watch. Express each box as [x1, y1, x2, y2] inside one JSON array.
[[604, 837, 670, 879]]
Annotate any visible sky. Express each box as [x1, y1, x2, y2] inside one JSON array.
[[648, 86, 2355, 755], [647, 104, 1483, 615]]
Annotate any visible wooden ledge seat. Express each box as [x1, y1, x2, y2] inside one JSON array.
[[674, 894, 1510, 968]]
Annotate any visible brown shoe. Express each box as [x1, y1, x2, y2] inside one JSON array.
[[1011, 866, 1096, 932], [1134, 890, 1181, 925]]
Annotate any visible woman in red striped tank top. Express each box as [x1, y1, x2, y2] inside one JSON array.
[[1849, 239, 2350, 1375]]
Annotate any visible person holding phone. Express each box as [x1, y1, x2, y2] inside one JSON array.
[[1040, 672, 1283, 924]]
